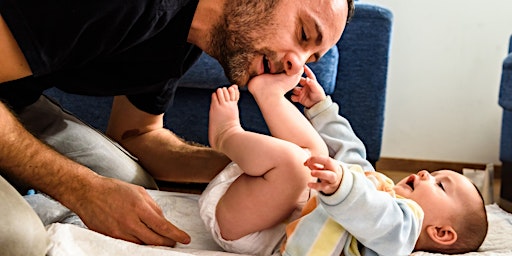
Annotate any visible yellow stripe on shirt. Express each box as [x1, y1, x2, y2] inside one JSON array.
[[307, 217, 346, 255]]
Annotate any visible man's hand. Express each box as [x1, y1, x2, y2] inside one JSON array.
[[73, 176, 190, 246], [304, 155, 343, 195]]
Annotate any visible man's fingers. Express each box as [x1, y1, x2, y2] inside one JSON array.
[[139, 193, 191, 245], [134, 219, 179, 246], [146, 217, 190, 244], [120, 234, 144, 245]]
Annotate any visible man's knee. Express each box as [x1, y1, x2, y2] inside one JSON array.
[[0, 176, 49, 256]]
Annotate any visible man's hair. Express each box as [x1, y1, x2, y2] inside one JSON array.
[[426, 184, 488, 254], [346, 0, 355, 23]]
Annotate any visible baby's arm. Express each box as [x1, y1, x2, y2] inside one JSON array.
[[248, 72, 327, 157], [291, 66, 374, 170], [317, 167, 423, 255], [298, 153, 422, 254], [305, 99, 374, 171]]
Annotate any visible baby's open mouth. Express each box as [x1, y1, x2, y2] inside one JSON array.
[[406, 175, 415, 190]]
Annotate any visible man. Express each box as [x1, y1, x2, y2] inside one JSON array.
[[0, 0, 353, 254]]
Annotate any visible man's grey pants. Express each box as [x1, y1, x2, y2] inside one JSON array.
[[0, 96, 158, 256]]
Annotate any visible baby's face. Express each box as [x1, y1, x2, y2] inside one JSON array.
[[394, 170, 481, 223]]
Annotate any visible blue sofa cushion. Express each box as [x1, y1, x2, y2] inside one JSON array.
[[332, 2, 393, 164]]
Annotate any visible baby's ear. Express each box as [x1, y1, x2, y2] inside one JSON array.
[[426, 225, 457, 245]]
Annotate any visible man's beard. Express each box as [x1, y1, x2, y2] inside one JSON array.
[[209, 0, 280, 86]]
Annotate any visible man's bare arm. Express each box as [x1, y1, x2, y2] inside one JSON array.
[[0, 100, 191, 245], [0, 13, 192, 246], [0, 15, 32, 83], [0, 101, 93, 201], [107, 96, 230, 183]]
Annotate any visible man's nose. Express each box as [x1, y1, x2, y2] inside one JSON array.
[[282, 52, 308, 76]]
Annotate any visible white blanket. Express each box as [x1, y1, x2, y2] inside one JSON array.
[[43, 190, 512, 256], [46, 190, 247, 256]]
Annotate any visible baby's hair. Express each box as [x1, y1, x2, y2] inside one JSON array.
[[428, 183, 488, 254]]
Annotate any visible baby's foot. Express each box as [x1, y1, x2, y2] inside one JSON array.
[[208, 85, 243, 150]]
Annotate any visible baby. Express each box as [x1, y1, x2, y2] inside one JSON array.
[[199, 66, 488, 255]]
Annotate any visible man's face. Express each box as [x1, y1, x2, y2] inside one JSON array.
[[209, 0, 348, 86], [394, 170, 482, 226]]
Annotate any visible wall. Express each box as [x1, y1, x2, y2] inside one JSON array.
[[363, 0, 512, 165]]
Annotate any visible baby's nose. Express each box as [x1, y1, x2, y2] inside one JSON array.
[[418, 170, 431, 180]]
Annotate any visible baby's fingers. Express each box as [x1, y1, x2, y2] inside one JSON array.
[[290, 87, 302, 102], [310, 169, 338, 185], [308, 169, 342, 195], [304, 155, 332, 170], [303, 65, 317, 80]]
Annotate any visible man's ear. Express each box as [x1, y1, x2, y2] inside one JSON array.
[[426, 225, 458, 245]]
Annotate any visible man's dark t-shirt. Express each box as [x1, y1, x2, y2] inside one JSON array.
[[0, 0, 202, 114]]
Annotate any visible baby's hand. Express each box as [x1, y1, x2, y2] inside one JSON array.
[[304, 155, 343, 195], [290, 66, 327, 108]]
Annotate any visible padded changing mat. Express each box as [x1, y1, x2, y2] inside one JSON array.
[[43, 190, 512, 256]]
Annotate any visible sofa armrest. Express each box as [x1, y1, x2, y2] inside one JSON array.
[[499, 35, 512, 162], [499, 35, 512, 112], [499, 35, 512, 212]]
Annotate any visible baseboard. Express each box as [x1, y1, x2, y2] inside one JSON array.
[[376, 157, 501, 179], [499, 198, 512, 213], [158, 158, 502, 193]]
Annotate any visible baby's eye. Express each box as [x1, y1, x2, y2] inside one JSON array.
[[437, 182, 445, 191]]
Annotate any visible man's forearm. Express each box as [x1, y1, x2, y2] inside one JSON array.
[[118, 128, 230, 183], [0, 101, 98, 203]]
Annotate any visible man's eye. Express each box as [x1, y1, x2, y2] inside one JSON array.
[[437, 182, 445, 191], [301, 28, 308, 41]]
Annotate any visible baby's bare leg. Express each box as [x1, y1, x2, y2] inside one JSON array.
[[208, 85, 243, 151], [209, 85, 302, 176], [208, 85, 311, 240]]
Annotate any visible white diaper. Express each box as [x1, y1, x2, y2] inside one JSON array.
[[198, 162, 286, 256]]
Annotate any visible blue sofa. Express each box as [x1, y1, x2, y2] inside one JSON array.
[[45, 2, 393, 171], [499, 35, 512, 211]]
